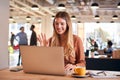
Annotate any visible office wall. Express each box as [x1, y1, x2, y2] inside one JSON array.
[[0, 0, 9, 69]]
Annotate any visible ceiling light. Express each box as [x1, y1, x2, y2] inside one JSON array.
[[94, 15, 100, 19], [31, 4, 39, 10], [96, 21, 100, 23], [38, 19, 41, 23], [57, 4, 66, 10], [9, 16, 14, 21], [26, 21, 30, 23], [80, 0, 85, 6], [67, 0, 75, 3], [81, 2, 85, 6], [91, 3, 99, 9], [45, 0, 54, 4], [13, 21, 16, 23], [77, 21, 81, 23], [110, 21, 114, 23], [112, 15, 118, 19], [117, 2, 120, 8], [71, 15, 76, 20], [51, 16, 55, 20], [26, 16, 31, 20]]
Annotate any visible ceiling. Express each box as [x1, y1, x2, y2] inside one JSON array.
[[10, 0, 120, 23]]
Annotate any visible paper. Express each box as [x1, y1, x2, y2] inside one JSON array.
[[92, 75, 119, 78], [88, 70, 120, 78]]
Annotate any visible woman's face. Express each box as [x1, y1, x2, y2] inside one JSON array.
[[54, 18, 67, 35]]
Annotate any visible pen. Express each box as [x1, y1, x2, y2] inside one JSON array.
[[97, 71, 107, 76]]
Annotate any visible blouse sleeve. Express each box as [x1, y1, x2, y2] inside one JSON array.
[[74, 35, 86, 67]]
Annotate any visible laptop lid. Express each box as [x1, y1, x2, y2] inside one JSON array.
[[20, 45, 65, 76]]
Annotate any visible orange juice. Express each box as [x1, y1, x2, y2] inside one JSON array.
[[74, 66, 86, 76]]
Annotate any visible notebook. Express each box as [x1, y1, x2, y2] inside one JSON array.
[[19, 45, 65, 76]]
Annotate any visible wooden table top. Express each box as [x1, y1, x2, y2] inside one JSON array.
[[0, 68, 120, 80]]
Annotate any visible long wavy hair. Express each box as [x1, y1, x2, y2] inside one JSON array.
[[50, 11, 75, 64]]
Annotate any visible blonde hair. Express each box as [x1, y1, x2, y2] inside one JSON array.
[[50, 11, 75, 64]]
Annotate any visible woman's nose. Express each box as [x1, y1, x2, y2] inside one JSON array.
[[57, 24, 61, 28]]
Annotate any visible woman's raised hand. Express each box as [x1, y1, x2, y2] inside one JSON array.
[[37, 33, 49, 46]]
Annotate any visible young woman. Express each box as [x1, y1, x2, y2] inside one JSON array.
[[38, 11, 85, 73]]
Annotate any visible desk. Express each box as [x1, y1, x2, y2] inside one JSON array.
[[0, 69, 120, 80]]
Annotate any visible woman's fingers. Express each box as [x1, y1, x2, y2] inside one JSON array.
[[37, 35, 41, 42], [37, 34, 43, 46], [65, 64, 76, 71], [41, 33, 46, 45], [41, 33, 44, 40], [65, 64, 76, 74], [65, 64, 72, 70], [43, 33, 46, 41], [37, 33, 48, 46], [41, 33, 45, 41]]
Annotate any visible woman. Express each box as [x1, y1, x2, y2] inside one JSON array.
[[38, 11, 85, 73], [30, 25, 37, 46]]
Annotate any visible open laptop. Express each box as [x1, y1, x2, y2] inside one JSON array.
[[19, 45, 65, 76]]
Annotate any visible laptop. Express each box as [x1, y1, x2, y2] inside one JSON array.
[[19, 45, 65, 76]]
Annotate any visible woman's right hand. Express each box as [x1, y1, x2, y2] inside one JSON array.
[[37, 33, 49, 46]]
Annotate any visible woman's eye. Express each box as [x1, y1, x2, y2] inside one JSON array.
[[55, 22, 65, 26], [55, 23, 58, 25], [61, 23, 64, 25]]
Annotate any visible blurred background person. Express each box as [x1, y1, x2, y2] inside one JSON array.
[[104, 39, 113, 57], [15, 26, 28, 66], [10, 32, 15, 47], [91, 39, 99, 51], [30, 24, 37, 46]]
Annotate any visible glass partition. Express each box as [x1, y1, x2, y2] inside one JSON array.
[[84, 23, 120, 59]]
